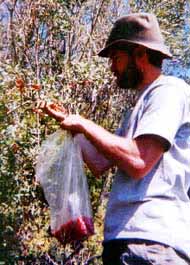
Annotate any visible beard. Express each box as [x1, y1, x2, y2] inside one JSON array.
[[116, 62, 143, 90]]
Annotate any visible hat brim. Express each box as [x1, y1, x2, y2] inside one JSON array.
[[98, 39, 172, 59]]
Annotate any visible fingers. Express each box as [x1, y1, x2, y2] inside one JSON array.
[[34, 100, 69, 122], [36, 100, 49, 111], [32, 100, 47, 116], [49, 102, 68, 115], [34, 100, 82, 135]]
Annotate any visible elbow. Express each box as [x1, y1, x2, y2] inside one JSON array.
[[119, 158, 147, 180], [129, 166, 147, 180], [131, 168, 147, 180]]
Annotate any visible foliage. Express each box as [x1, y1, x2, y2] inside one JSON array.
[[0, 0, 190, 264]]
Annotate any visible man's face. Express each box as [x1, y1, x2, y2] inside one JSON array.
[[109, 50, 143, 90]]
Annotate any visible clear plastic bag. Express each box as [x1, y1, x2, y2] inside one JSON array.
[[35, 129, 94, 244]]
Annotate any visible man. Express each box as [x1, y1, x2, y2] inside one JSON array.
[[38, 13, 190, 265]]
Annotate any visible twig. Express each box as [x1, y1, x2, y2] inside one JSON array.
[[39, 253, 59, 265], [78, 0, 106, 61], [6, 100, 33, 115], [84, 254, 101, 265], [64, 241, 84, 264]]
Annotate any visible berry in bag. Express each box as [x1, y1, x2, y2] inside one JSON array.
[[36, 130, 94, 244]]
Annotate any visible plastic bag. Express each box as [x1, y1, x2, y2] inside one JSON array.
[[35, 129, 94, 244]]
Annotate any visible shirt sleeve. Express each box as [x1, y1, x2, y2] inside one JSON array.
[[133, 84, 185, 149]]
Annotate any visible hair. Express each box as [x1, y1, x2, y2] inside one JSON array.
[[146, 49, 164, 68]]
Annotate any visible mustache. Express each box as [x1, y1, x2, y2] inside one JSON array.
[[113, 65, 137, 76]]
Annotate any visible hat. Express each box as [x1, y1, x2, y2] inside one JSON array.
[[98, 13, 172, 58]]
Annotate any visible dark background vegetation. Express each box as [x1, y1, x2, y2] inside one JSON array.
[[0, 0, 190, 264]]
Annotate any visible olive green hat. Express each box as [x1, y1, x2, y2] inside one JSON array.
[[98, 13, 172, 58]]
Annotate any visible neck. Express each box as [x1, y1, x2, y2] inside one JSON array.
[[137, 66, 162, 91]]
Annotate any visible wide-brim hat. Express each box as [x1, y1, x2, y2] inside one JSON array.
[[98, 13, 172, 59]]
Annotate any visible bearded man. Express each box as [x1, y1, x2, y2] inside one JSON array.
[[38, 13, 190, 265]]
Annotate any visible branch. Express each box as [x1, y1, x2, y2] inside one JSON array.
[[5, 0, 18, 62], [78, 0, 106, 61], [6, 100, 33, 115]]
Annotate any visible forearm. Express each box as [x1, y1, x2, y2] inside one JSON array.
[[78, 118, 145, 179]]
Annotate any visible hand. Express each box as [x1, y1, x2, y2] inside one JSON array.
[[36, 101, 68, 122], [60, 114, 85, 134]]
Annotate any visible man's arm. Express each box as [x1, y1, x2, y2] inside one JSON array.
[[60, 115, 165, 179], [37, 102, 166, 180]]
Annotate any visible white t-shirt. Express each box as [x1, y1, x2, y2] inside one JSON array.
[[104, 75, 190, 259]]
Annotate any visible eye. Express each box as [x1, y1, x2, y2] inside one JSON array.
[[109, 56, 121, 64]]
